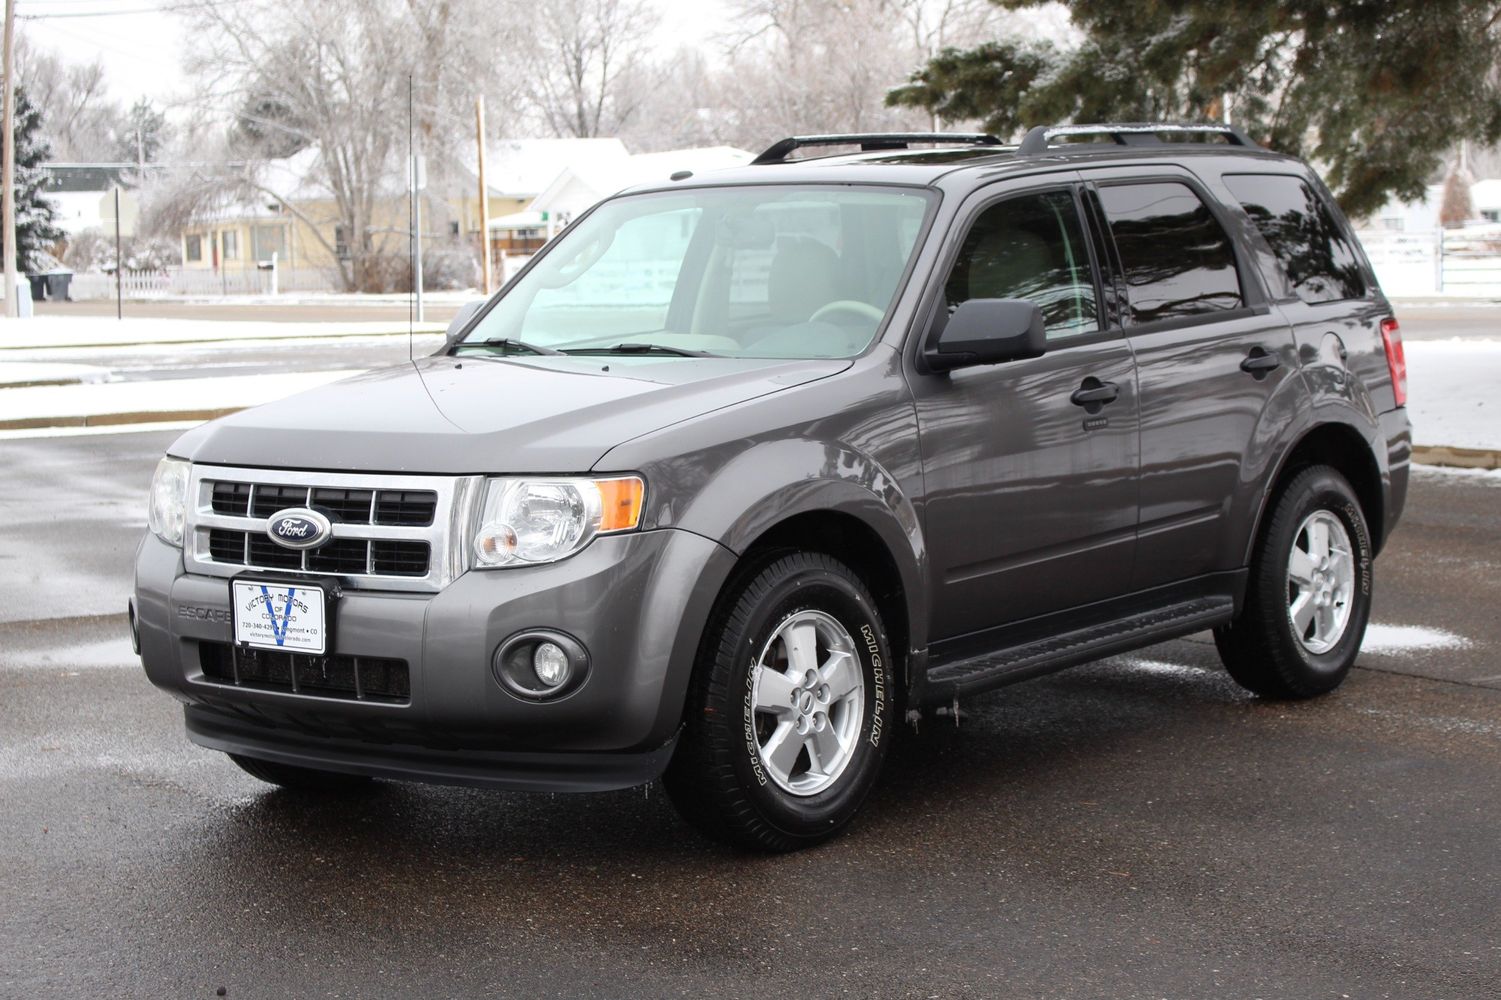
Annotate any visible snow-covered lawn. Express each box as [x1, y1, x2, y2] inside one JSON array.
[[1405, 339, 1501, 451], [0, 316, 444, 350]]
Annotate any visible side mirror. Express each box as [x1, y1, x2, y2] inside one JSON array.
[[444, 299, 485, 343], [926, 298, 1047, 373]]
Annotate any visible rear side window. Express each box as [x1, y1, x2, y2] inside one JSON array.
[[1097, 181, 1244, 325], [1223, 173, 1366, 303]]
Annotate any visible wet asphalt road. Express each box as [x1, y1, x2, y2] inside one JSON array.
[[2, 434, 1501, 998]]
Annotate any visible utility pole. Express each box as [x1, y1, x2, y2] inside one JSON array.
[[476, 96, 492, 295], [3, 0, 17, 319]]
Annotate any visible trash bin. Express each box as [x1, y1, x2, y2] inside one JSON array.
[[26, 274, 46, 300], [44, 271, 73, 301]]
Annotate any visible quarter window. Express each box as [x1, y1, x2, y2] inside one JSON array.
[[1223, 173, 1365, 303], [1097, 181, 1244, 324], [944, 189, 1098, 341]]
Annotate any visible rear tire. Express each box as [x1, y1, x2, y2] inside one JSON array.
[[228, 753, 376, 791], [664, 552, 895, 852], [1215, 465, 1373, 698]]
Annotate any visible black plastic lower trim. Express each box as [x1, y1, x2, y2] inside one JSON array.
[[184, 705, 678, 793]]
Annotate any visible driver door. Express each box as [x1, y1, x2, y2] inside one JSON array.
[[909, 184, 1141, 642]]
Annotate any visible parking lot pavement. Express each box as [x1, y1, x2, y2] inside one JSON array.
[[2, 450, 1499, 997]]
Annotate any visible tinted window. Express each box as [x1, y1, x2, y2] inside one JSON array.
[[945, 189, 1098, 341], [1098, 181, 1244, 324], [1223, 173, 1365, 303]]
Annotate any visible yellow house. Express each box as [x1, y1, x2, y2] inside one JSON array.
[[177, 139, 633, 289]]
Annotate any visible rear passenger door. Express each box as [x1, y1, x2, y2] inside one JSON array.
[[911, 182, 1140, 641], [1085, 168, 1300, 592], [1221, 171, 1394, 407]]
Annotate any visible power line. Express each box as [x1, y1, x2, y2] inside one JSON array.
[[17, 0, 255, 20]]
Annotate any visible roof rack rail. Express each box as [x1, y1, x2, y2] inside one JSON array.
[[752, 132, 1003, 165], [1015, 122, 1259, 156]]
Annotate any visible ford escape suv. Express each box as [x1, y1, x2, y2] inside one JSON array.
[[134, 124, 1410, 851]]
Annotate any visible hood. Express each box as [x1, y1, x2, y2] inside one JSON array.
[[169, 354, 850, 474]]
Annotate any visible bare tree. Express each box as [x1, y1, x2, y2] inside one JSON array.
[[522, 0, 662, 138], [15, 35, 120, 161], [181, 0, 522, 291]]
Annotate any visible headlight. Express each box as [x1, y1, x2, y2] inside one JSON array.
[[472, 475, 644, 568], [147, 457, 190, 547]]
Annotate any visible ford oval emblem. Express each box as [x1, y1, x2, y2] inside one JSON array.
[[265, 507, 333, 550]]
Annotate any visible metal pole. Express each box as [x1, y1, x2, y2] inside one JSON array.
[[2, 0, 17, 319], [476, 96, 492, 295], [412, 154, 424, 323], [114, 188, 123, 319]]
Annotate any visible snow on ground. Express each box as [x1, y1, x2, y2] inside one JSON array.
[[1405, 339, 1501, 451], [1360, 623, 1472, 655], [0, 361, 112, 387], [0, 316, 444, 350], [0, 370, 359, 426]]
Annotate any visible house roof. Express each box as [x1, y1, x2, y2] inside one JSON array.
[[479, 138, 631, 198], [529, 146, 754, 214]]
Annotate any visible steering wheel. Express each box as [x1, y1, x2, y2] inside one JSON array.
[[809, 300, 885, 324]]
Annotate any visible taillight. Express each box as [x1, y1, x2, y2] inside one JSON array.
[[1380, 317, 1407, 407]]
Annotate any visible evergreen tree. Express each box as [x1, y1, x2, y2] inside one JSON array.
[[4, 86, 65, 272], [115, 97, 169, 164], [888, 0, 1501, 218]]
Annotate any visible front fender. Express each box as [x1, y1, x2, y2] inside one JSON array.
[[672, 437, 928, 655]]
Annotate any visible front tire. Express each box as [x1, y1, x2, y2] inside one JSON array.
[[1215, 465, 1373, 698], [664, 552, 895, 851], [228, 753, 376, 791]]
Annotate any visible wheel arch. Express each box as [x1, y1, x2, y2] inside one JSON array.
[[1243, 420, 1387, 565]]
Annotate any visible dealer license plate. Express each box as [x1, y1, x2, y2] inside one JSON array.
[[231, 581, 327, 655]]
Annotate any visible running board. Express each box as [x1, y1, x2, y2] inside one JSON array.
[[923, 597, 1235, 702]]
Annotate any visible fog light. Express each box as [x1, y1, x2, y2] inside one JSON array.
[[533, 642, 569, 687], [492, 630, 589, 701]]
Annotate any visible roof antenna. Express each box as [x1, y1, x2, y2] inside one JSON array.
[[407, 73, 415, 364]]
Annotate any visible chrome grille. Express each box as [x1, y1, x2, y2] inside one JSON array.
[[185, 464, 480, 593]]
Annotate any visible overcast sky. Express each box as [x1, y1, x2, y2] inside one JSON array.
[[16, 0, 736, 113]]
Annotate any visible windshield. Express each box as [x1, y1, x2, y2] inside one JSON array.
[[457, 185, 935, 359]]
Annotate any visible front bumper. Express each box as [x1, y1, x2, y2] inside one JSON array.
[[134, 526, 735, 790]]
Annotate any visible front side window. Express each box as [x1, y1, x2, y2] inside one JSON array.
[[1223, 173, 1365, 303], [943, 189, 1098, 341], [459, 185, 934, 360], [1098, 181, 1244, 324], [220, 230, 238, 261], [184, 234, 202, 263], [253, 224, 286, 262]]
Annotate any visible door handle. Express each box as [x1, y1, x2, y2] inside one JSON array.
[[1240, 347, 1281, 378], [1070, 378, 1119, 409]]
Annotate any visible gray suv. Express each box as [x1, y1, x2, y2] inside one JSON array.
[[134, 124, 1410, 851]]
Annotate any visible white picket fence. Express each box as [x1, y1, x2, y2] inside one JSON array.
[[1358, 226, 1501, 296], [64, 266, 338, 300]]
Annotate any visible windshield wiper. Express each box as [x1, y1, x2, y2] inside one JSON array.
[[452, 337, 565, 356], [570, 343, 721, 358]]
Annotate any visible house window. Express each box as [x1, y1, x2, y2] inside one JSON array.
[[253, 224, 287, 262], [1381, 217, 1405, 232], [334, 225, 351, 260], [221, 230, 238, 261], [1482, 210, 1500, 223], [185, 234, 202, 263]]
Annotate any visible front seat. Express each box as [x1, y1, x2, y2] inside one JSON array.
[[950, 226, 1054, 305], [766, 237, 841, 324]]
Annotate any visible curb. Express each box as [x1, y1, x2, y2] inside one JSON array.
[[0, 326, 446, 352], [0, 407, 245, 432], [1410, 444, 1501, 470]]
